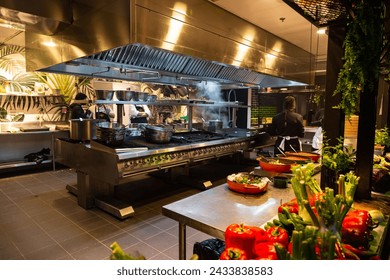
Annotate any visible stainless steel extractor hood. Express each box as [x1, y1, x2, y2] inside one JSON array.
[[21, 0, 314, 88]]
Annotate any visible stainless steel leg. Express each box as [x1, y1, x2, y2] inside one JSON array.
[[179, 222, 186, 260]]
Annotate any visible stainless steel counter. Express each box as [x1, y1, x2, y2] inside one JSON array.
[[162, 183, 295, 259], [55, 130, 272, 218]]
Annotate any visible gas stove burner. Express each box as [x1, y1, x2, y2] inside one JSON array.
[[171, 131, 225, 143]]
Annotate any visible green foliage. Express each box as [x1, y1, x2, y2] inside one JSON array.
[[0, 44, 41, 93], [322, 137, 356, 172], [375, 126, 390, 147], [333, 0, 385, 119]]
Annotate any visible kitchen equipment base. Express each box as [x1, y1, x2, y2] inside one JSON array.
[[95, 196, 134, 219], [66, 183, 134, 219], [176, 175, 213, 190]]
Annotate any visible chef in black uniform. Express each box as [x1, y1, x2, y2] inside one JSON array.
[[69, 93, 89, 119], [267, 95, 305, 155], [129, 104, 151, 123]]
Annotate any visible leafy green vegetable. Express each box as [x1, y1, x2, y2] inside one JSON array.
[[322, 137, 355, 172], [110, 242, 145, 260]]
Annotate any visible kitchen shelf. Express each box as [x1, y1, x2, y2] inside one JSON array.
[[0, 128, 69, 173], [0, 93, 62, 97], [93, 98, 248, 130], [0, 159, 53, 171], [94, 99, 248, 108]]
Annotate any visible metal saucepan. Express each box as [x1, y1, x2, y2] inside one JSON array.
[[96, 122, 126, 146], [208, 119, 223, 131], [143, 125, 173, 143]]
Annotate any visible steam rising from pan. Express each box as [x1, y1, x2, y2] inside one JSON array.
[[196, 81, 228, 127]]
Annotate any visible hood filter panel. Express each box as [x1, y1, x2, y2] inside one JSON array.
[[86, 44, 265, 85]]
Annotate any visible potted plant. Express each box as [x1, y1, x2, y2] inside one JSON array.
[[321, 137, 356, 193], [374, 127, 390, 154]]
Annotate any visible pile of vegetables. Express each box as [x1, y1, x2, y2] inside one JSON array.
[[220, 163, 384, 260], [372, 154, 390, 194], [227, 173, 270, 188]]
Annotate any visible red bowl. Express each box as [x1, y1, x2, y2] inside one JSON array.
[[285, 151, 320, 163], [277, 155, 311, 164], [258, 158, 293, 173], [227, 178, 268, 194]]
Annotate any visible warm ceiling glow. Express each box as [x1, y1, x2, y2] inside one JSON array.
[[317, 28, 327, 35], [265, 41, 282, 69], [42, 40, 57, 47], [162, 2, 187, 51], [232, 30, 255, 67]]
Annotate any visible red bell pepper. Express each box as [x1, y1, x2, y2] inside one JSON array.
[[341, 226, 371, 250], [278, 199, 299, 214], [341, 209, 374, 250], [219, 247, 248, 260], [265, 226, 289, 248], [253, 242, 282, 260], [253, 227, 269, 243], [343, 209, 375, 230], [225, 224, 258, 259]]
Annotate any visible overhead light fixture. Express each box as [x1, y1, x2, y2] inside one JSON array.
[[317, 28, 327, 35]]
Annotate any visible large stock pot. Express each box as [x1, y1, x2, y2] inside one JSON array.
[[69, 119, 97, 141]]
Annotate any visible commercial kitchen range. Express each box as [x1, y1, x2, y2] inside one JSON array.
[[55, 128, 272, 219]]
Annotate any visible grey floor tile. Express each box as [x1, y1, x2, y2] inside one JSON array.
[[0, 168, 215, 260], [23, 243, 71, 260], [59, 233, 102, 254], [146, 215, 178, 231], [148, 252, 173, 260], [13, 232, 57, 256], [126, 222, 162, 240], [87, 223, 126, 242], [70, 242, 112, 260], [0, 238, 24, 260], [162, 242, 197, 260], [124, 241, 160, 260], [101, 231, 141, 248], [43, 224, 87, 243], [73, 216, 112, 232], [144, 231, 178, 251]]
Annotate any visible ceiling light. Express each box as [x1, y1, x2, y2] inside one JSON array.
[[317, 28, 327, 35]]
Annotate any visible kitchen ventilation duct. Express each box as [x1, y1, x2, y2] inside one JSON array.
[[22, 0, 314, 88], [0, 0, 73, 35]]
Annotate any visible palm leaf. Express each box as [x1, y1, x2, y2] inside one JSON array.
[[44, 73, 77, 104], [77, 77, 95, 99], [0, 44, 25, 58]]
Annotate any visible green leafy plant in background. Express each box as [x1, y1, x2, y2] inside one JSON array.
[[374, 126, 390, 147], [0, 44, 94, 121], [0, 44, 40, 93], [333, 0, 385, 119], [36, 72, 95, 104], [322, 137, 356, 173]]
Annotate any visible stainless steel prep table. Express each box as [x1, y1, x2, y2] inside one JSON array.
[[162, 183, 295, 259]]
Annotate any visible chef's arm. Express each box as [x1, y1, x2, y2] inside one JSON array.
[[128, 105, 139, 117], [143, 105, 151, 116]]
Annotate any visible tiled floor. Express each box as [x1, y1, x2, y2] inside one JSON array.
[[0, 166, 221, 260]]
